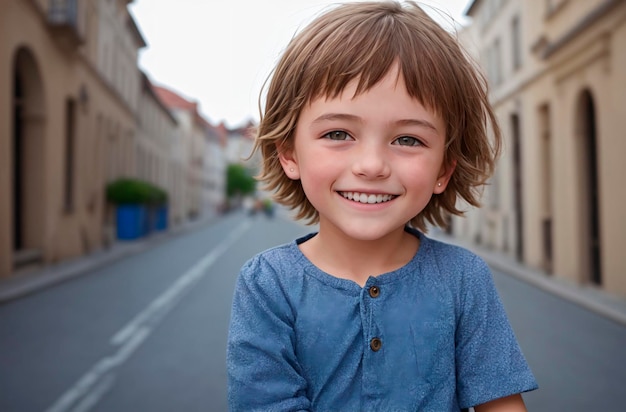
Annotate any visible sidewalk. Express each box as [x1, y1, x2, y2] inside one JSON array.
[[0, 214, 216, 304], [430, 230, 626, 327], [2, 219, 626, 328]]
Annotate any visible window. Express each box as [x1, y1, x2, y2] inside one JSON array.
[[486, 38, 503, 86], [493, 38, 502, 85], [538, 103, 553, 272], [64, 98, 76, 212], [511, 15, 522, 70]]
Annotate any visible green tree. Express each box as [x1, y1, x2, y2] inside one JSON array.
[[226, 163, 256, 198]]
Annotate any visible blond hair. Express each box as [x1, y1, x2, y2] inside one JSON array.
[[254, 0, 501, 231]]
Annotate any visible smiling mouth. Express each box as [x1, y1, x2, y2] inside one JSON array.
[[339, 191, 397, 204]]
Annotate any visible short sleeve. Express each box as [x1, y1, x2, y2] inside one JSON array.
[[227, 256, 311, 412], [454, 255, 538, 408]]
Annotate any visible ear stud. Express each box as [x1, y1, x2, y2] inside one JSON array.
[[290, 168, 294, 172], [437, 182, 442, 187]]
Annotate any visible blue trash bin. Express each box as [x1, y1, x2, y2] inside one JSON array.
[[116, 204, 145, 240], [142, 206, 154, 236], [155, 206, 168, 231]]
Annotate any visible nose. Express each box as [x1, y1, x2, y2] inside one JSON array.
[[351, 143, 390, 179]]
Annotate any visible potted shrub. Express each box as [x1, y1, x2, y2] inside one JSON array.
[[106, 178, 168, 240]]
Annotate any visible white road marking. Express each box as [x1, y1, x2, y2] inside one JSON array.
[[45, 327, 150, 412], [70, 373, 116, 412], [45, 219, 252, 412]]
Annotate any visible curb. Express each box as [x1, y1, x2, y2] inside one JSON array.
[[482, 253, 626, 327], [0, 217, 216, 304]]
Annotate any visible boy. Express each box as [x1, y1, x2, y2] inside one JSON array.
[[227, 1, 538, 411]]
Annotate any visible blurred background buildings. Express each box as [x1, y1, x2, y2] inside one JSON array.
[[0, 0, 625, 302], [452, 0, 626, 298], [0, 0, 256, 281]]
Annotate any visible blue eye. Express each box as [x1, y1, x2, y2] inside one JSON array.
[[323, 130, 352, 140], [394, 136, 422, 146]]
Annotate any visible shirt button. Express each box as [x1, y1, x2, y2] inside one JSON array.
[[370, 337, 382, 352], [368, 286, 380, 298]]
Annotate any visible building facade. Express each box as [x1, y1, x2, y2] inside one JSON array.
[[95, 0, 146, 245], [0, 0, 147, 277], [0, 0, 208, 282], [153, 85, 208, 220], [137, 73, 184, 226], [456, 0, 626, 298], [224, 122, 258, 167], [203, 123, 227, 214]]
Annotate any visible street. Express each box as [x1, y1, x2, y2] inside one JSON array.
[[1, 211, 625, 412]]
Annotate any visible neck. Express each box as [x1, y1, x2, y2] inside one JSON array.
[[299, 224, 419, 287]]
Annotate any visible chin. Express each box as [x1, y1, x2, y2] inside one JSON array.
[[338, 223, 405, 242]]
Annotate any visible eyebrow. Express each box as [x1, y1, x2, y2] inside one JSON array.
[[312, 113, 439, 132], [311, 113, 363, 124], [394, 118, 439, 132]]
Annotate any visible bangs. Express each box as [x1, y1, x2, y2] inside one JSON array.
[[291, 2, 465, 121]]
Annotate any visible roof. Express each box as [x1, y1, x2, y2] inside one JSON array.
[[230, 120, 257, 141], [153, 85, 210, 129], [464, 0, 481, 16], [153, 85, 198, 111], [141, 73, 177, 125], [127, 17, 147, 48], [205, 122, 229, 146]]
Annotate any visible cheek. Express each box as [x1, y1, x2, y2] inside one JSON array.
[[297, 157, 342, 198], [396, 159, 442, 185], [299, 158, 335, 184]]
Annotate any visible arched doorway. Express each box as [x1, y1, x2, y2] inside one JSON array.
[[576, 89, 601, 285], [12, 47, 45, 268]]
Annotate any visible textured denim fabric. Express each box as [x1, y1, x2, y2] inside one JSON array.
[[227, 228, 538, 411]]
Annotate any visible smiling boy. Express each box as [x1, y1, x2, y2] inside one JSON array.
[[279, 65, 452, 287], [227, 2, 538, 411]]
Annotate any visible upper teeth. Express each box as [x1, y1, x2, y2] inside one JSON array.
[[340, 192, 394, 204]]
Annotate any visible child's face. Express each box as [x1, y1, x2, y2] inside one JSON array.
[[279, 66, 454, 241]]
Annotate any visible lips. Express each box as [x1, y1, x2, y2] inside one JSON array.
[[339, 191, 397, 204]]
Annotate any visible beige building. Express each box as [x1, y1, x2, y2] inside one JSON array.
[[0, 0, 146, 278], [137, 73, 185, 226], [455, 0, 626, 298], [224, 122, 258, 167], [204, 123, 228, 214], [96, 0, 146, 244], [154, 85, 207, 220]]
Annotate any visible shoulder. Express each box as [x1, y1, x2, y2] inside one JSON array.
[[411, 230, 495, 305], [238, 235, 310, 289], [417, 230, 490, 277], [231, 239, 308, 321]]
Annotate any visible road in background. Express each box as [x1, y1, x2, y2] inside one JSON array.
[[1, 211, 624, 411]]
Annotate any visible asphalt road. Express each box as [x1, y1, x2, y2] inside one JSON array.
[[0, 211, 624, 411], [494, 269, 626, 412]]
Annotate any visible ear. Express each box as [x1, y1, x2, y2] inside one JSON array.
[[276, 142, 300, 180], [433, 159, 456, 194]]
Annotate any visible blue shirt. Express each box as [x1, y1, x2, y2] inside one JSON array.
[[227, 228, 537, 411]]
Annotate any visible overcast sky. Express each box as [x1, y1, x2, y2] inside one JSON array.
[[128, 0, 472, 128]]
